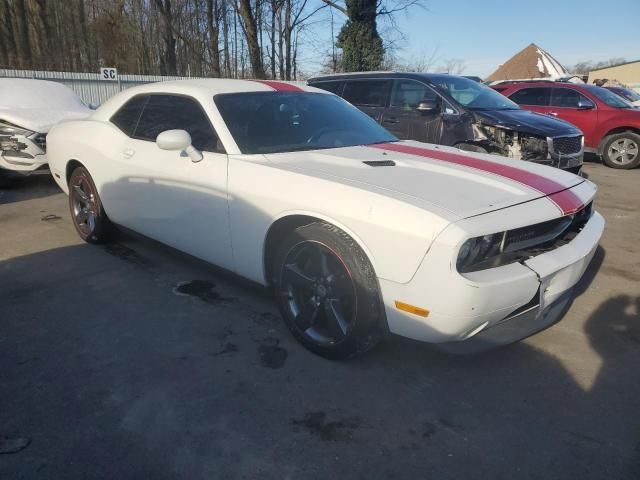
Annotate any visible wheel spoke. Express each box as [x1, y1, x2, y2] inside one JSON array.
[[283, 263, 315, 289], [325, 298, 348, 337], [76, 209, 88, 224], [318, 246, 331, 277], [72, 184, 89, 203], [295, 298, 320, 331]]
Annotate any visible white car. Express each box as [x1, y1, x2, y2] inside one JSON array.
[[0, 78, 90, 185], [47, 79, 604, 359]]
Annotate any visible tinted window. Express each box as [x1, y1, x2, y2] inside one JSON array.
[[585, 85, 633, 108], [509, 87, 551, 106], [110, 95, 148, 136], [312, 81, 344, 95], [214, 92, 396, 154], [431, 76, 519, 111], [342, 80, 390, 107], [391, 80, 437, 108], [134, 95, 222, 152], [551, 88, 591, 108]]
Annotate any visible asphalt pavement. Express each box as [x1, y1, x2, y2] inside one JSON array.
[[1, 162, 639, 479]]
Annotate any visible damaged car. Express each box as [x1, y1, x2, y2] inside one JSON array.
[[47, 79, 603, 359], [308, 73, 584, 173], [0, 78, 90, 186]]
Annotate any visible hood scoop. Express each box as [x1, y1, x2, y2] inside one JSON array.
[[363, 160, 396, 167]]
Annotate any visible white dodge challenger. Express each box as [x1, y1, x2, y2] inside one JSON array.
[[47, 79, 604, 359]]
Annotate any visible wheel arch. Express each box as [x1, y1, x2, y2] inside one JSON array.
[[597, 127, 640, 155], [65, 159, 86, 184], [262, 211, 377, 286]]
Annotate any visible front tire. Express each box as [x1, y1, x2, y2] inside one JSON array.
[[68, 166, 114, 243], [602, 132, 640, 169], [273, 222, 385, 360]]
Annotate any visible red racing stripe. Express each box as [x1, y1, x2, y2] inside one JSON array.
[[369, 142, 584, 215], [250, 80, 304, 92]]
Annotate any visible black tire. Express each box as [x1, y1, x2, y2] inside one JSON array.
[[456, 143, 489, 154], [0, 169, 14, 188], [601, 132, 640, 169], [273, 222, 385, 360], [68, 166, 114, 244]]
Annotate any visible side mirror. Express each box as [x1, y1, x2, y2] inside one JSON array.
[[577, 100, 595, 110], [416, 100, 440, 113], [156, 129, 203, 163]]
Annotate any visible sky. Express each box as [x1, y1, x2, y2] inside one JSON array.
[[302, 0, 640, 78]]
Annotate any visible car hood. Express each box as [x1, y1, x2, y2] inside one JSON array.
[[473, 109, 581, 137], [0, 106, 91, 133], [265, 141, 584, 220]]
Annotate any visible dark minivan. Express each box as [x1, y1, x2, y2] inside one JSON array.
[[308, 72, 584, 173]]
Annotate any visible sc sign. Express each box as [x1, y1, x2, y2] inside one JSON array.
[[100, 67, 118, 81]]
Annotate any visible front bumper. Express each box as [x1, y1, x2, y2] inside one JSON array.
[[378, 204, 604, 348]]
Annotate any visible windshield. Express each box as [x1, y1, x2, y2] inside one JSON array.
[[611, 87, 640, 102], [430, 76, 520, 111], [585, 85, 633, 108], [214, 92, 396, 154]]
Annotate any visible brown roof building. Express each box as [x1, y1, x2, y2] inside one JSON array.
[[487, 43, 568, 82]]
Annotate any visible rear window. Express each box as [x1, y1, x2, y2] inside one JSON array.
[[509, 87, 551, 106], [342, 80, 390, 107]]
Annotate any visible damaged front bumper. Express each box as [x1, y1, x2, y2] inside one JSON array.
[[377, 189, 604, 349], [0, 132, 49, 175]]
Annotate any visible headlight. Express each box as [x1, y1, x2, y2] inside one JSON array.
[[457, 233, 505, 273], [0, 120, 33, 137]]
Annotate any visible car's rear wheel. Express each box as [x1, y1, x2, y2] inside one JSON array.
[[68, 166, 114, 243], [602, 132, 640, 169], [273, 222, 385, 360]]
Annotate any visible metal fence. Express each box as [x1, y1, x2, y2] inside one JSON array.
[[0, 69, 204, 107]]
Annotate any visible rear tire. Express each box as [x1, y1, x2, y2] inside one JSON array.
[[68, 166, 114, 244], [273, 222, 385, 360], [601, 132, 640, 169]]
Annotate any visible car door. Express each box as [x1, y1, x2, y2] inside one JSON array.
[[508, 87, 552, 116], [383, 79, 443, 143], [549, 87, 597, 139], [108, 94, 233, 269], [341, 80, 391, 123]]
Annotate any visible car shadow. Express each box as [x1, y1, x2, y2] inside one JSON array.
[[0, 174, 61, 205]]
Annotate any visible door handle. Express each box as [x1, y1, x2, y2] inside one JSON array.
[[383, 118, 400, 124], [547, 112, 558, 116], [122, 149, 135, 159]]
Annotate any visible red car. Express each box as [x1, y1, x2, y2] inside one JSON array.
[[492, 81, 640, 169]]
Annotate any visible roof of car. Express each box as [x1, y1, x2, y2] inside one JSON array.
[[123, 78, 323, 95]]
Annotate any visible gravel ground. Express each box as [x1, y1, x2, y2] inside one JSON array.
[[0, 162, 639, 479]]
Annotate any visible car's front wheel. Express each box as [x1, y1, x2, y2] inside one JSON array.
[[273, 222, 385, 359], [602, 132, 640, 169], [68, 166, 114, 243]]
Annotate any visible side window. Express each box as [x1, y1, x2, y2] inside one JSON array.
[[391, 80, 438, 109], [509, 87, 551, 106], [551, 88, 591, 108], [312, 81, 344, 96], [110, 95, 148, 136], [134, 95, 223, 153], [342, 80, 390, 107]]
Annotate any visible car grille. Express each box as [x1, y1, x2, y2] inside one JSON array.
[[552, 136, 582, 155], [32, 133, 46, 152], [504, 202, 593, 254]]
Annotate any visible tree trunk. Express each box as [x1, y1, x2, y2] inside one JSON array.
[[236, 0, 266, 79], [207, 0, 221, 77]]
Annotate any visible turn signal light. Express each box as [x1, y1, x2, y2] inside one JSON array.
[[395, 301, 429, 317]]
